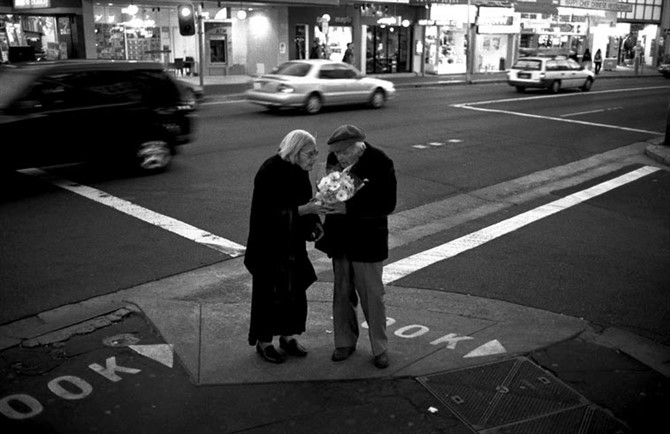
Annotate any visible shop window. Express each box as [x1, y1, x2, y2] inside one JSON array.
[[366, 26, 410, 74]]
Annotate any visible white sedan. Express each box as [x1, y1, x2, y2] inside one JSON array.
[[245, 59, 396, 114]]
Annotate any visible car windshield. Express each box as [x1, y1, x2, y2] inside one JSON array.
[[273, 62, 312, 77], [513, 59, 542, 71], [0, 67, 39, 109]]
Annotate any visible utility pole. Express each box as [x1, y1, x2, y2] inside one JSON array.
[[466, 0, 471, 83], [197, 3, 205, 87]]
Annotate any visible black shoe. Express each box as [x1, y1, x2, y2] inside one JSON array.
[[256, 343, 285, 364], [279, 337, 308, 357], [331, 346, 356, 362], [373, 352, 389, 369]]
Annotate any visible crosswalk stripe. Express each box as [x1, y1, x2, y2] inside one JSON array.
[[18, 168, 246, 257], [382, 166, 660, 284]]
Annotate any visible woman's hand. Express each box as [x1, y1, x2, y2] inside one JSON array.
[[324, 201, 346, 215], [298, 199, 333, 216]]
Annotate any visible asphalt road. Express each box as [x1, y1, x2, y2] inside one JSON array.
[[1, 77, 668, 327], [0, 77, 668, 433]]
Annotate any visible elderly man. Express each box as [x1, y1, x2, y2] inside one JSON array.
[[316, 125, 397, 369]]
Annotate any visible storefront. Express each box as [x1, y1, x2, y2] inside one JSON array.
[[289, 3, 416, 75], [474, 5, 517, 72], [421, 3, 470, 75], [0, 0, 85, 63], [615, 0, 663, 66]]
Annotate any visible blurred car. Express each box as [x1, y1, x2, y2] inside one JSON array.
[[245, 59, 395, 114], [658, 62, 670, 78], [507, 56, 595, 93], [176, 79, 204, 107], [0, 60, 194, 174]]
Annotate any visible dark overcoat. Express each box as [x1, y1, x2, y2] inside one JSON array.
[[245, 155, 320, 345], [315, 143, 396, 262]]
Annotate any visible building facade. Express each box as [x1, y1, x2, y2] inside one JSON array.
[[1, 0, 667, 75]]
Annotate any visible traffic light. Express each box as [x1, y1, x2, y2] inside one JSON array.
[[178, 4, 196, 36]]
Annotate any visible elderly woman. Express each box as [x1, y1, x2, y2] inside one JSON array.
[[245, 129, 328, 364]]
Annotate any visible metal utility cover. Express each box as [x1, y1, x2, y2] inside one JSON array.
[[417, 357, 630, 433]]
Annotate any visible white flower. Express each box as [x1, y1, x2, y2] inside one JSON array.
[[336, 190, 349, 201]]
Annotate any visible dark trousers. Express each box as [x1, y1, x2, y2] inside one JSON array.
[[595, 62, 602, 74]]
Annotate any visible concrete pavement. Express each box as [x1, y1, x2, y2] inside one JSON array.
[[1, 67, 669, 432]]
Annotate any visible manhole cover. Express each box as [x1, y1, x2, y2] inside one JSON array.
[[417, 357, 630, 433]]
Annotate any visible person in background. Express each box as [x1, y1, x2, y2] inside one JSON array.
[[582, 48, 592, 70], [245, 130, 328, 364], [316, 125, 397, 369], [343, 43, 354, 65], [594, 49, 603, 75], [310, 38, 322, 59]]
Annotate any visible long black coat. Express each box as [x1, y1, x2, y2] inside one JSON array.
[[245, 155, 320, 345], [315, 143, 396, 262]]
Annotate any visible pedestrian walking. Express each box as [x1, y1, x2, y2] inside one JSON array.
[[245, 129, 328, 364], [594, 49, 603, 75], [343, 43, 354, 64], [581, 48, 592, 70], [309, 38, 323, 59], [315, 125, 397, 369]]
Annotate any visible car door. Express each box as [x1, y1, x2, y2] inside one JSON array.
[[335, 63, 369, 104], [557, 59, 580, 88], [3, 70, 85, 168], [317, 63, 349, 105], [567, 58, 588, 87]]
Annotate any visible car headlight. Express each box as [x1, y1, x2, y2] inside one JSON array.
[[277, 84, 295, 94]]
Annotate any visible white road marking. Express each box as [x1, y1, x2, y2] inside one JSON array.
[[129, 344, 174, 368], [18, 168, 246, 257], [454, 104, 663, 135], [382, 166, 660, 284], [561, 106, 623, 117], [463, 339, 507, 358], [452, 86, 667, 135], [456, 86, 670, 107]]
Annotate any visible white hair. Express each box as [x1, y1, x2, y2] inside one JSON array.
[[278, 129, 316, 164]]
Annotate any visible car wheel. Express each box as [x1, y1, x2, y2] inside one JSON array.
[[515, 86, 526, 93], [549, 80, 561, 93], [136, 140, 172, 173], [581, 78, 593, 92], [370, 89, 385, 109], [305, 94, 322, 114]]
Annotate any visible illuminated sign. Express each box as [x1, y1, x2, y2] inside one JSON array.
[[559, 0, 632, 12], [14, 0, 50, 8]]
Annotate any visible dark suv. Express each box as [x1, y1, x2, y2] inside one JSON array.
[[0, 60, 194, 174]]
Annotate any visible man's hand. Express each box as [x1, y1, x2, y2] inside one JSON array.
[[326, 202, 346, 215]]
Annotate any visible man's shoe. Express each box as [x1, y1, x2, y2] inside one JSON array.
[[256, 343, 285, 364], [373, 352, 389, 369], [279, 337, 308, 357], [331, 346, 356, 362]]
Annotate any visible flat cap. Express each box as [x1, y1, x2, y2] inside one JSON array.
[[327, 125, 366, 152]]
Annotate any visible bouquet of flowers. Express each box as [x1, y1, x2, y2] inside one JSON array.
[[314, 165, 365, 204]]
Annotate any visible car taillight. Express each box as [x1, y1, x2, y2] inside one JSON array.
[[539, 72, 545, 79], [277, 84, 294, 93]]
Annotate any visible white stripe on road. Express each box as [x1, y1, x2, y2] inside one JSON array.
[[18, 168, 246, 257], [452, 86, 667, 136], [561, 106, 623, 118], [453, 104, 663, 135], [382, 166, 660, 284]]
